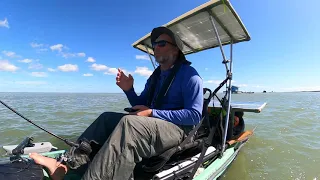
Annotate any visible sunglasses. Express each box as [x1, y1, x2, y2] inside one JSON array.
[[152, 40, 176, 49]]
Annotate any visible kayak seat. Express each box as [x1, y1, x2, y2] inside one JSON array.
[[133, 114, 245, 178], [135, 88, 246, 176], [136, 88, 217, 174], [139, 138, 204, 173]]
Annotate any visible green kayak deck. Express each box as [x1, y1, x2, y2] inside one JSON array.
[[18, 142, 244, 180]]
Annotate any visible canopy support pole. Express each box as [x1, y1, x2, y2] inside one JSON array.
[[209, 13, 233, 156], [209, 15, 229, 71], [222, 41, 234, 154], [144, 44, 156, 70]]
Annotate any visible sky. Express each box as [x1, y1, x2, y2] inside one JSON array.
[[0, 0, 319, 93]]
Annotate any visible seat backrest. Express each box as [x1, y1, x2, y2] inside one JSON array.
[[193, 88, 213, 139]]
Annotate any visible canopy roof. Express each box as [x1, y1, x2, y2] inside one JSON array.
[[132, 0, 250, 56]]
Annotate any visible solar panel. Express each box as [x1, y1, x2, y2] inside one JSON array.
[[132, 0, 250, 56]]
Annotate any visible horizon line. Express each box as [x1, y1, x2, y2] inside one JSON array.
[[0, 91, 318, 94]]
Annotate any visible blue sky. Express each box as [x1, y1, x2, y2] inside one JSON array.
[[0, 0, 319, 93]]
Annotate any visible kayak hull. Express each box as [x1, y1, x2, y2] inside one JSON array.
[[0, 140, 246, 180]]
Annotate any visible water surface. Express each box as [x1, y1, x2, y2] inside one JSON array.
[[0, 92, 319, 179]]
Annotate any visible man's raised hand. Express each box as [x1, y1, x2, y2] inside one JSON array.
[[116, 68, 134, 91]]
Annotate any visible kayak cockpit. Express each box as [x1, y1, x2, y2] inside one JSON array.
[[132, 97, 266, 180]]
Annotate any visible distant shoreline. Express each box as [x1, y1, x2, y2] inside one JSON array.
[[0, 92, 124, 94], [300, 91, 320, 92], [0, 91, 319, 94]]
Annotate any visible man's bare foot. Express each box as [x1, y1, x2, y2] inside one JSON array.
[[29, 153, 68, 180]]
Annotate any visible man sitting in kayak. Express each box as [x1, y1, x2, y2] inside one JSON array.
[[29, 26, 203, 180]]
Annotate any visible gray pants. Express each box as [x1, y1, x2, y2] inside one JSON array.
[[69, 112, 189, 180]]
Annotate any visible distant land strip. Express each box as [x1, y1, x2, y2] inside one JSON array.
[[300, 91, 320, 92]]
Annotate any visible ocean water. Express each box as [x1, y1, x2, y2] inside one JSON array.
[[0, 92, 319, 180]]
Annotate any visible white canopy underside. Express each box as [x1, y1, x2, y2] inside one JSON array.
[[132, 0, 250, 56]]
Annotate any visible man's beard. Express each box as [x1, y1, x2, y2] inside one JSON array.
[[155, 54, 177, 64]]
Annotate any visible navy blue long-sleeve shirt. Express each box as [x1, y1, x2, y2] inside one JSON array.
[[124, 64, 203, 126]]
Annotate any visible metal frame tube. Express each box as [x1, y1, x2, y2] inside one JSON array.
[[221, 41, 233, 153], [209, 15, 228, 71], [144, 44, 156, 69], [230, 41, 233, 73], [209, 13, 233, 155]]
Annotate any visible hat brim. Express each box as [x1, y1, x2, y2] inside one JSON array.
[[151, 27, 177, 45], [151, 27, 191, 65]]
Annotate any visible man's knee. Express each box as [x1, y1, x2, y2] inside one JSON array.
[[99, 111, 114, 118], [92, 112, 112, 123], [119, 115, 135, 124], [91, 112, 126, 128], [118, 115, 146, 130], [97, 112, 124, 120]]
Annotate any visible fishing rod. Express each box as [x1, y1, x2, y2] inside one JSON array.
[[0, 100, 78, 148], [0, 99, 96, 170]]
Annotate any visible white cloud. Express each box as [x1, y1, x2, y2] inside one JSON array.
[[2, 51, 21, 58], [30, 42, 44, 48], [0, 60, 19, 72], [77, 52, 86, 57], [50, 44, 64, 52], [86, 57, 95, 63], [15, 81, 47, 85], [204, 80, 222, 85], [89, 63, 128, 76], [104, 67, 118, 75], [103, 67, 129, 76], [2, 51, 15, 57], [204, 79, 236, 85], [61, 52, 76, 58], [30, 42, 49, 53], [50, 43, 85, 58], [31, 72, 47, 77], [251, 85, 267, 88], [0, 18, 9, 28], [38, 48, 48, 52], [47, 68, 56, 72], [61, 52, 86, 58], [135, 55, 150, 60], [58, 64, 78, 72], [28, 63, 43, 69], [18, 59, 32, 63], [134, 66, 152, 77], [234, 84, 248, 87], [83, 73, 93, 77], [90, 63, 108, 71], [205, 68, 209, 71]]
